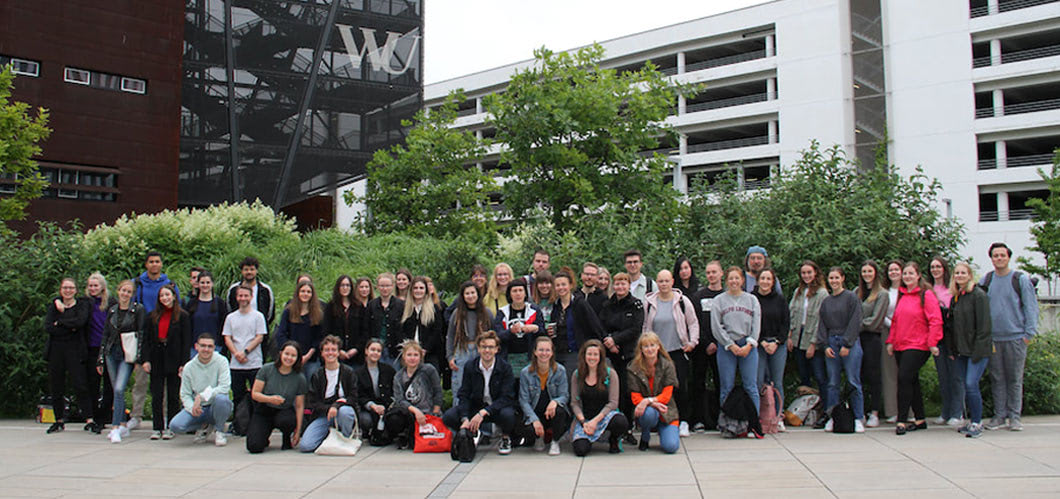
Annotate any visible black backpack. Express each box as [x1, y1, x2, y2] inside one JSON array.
[[451, 428, 477, 463], [830, 398, 856, 434]]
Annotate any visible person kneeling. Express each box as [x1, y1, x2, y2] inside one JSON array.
[[246, 341, 307, 453], [443, 331, 518, 455], [168, 334, 233, 446], [570, 339, 628, 456], [516, 336, 571, 456], [300, 336, 358, 452], [384, 340, 443, 449], [628, 332, 681, 454]]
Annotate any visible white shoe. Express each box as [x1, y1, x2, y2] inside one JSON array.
[[119, 426, 130, 438], [126, 417, 141, 431], [885, 415, 898, 424], [109, 428, 122, 444], [214, 431, 227, 447], [866, 413, 880, 428], [824, 419, 833, 432], [194, 424, 211, 444], [946, 417, 963, 427], [548, 441, 560, 456], [679, 421, 690, 438], [777, 421, 786, 432], [855, 420, 865, 433], [933, 416, 946, 425]]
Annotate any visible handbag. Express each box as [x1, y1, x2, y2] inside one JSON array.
[[315, 420, 362, 456], [120, 332, 139, 363], [413, 414, 452, 453]]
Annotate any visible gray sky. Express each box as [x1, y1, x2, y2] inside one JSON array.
[[424, 0, 771, 84]]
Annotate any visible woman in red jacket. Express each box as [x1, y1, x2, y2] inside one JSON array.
[[886, 262, 943, 435]]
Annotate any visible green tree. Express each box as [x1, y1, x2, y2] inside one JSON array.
[[484, 44, 693, 233], [1018, 148, 1060, 295], [0, 65, 52, 234], [346, 91, 497, 246]]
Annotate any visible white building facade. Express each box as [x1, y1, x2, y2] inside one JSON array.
[[337, 0, 1060, 272]]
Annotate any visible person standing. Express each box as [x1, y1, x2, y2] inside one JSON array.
[[186, 267, 204, 304], [222, 284, 266, 435], [881, 259, 905, 423], [623, 250, 656, 303], [494, 278, 544, 375], [225, 257, 275, 330], [276, 282, 325, 381], [44, 278, 93, 434], [96, 279, 145, 443], [447, 281, 493, 406], [144, 285, 191, 440], [857, 261, 889, 428], [324, 275, 365, 368], [642, 269, 699, 437], [484, 263, 514, 315], [186, 271, 228, 356], [949, 262, 993, 438], [887, 262, 943, 435], [574, 262, 606, 313], [394, 268, 413, 302], [929, 256, 962, 427], [690, 261, 725, 432], [981, 243, 1039, 432], [368, 273, 404, 365], [816, 267, 865, 433], [744, 246, 781, 294], [712, 267, 762, 413], [673, 256, 700, 297], [85, 273, 116, 429], [398, 277, 447, 374], [752, 268, 789, 425], [128, 251, 180, 431], [550, 271, 605, 373], [599, 272, 644, 445], [788, 260, 828, 395]]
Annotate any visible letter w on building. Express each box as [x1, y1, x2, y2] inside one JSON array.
[[336, 24, 420, 76]]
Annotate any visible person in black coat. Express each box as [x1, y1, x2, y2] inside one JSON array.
[[368, 273, 404, 364], [354, 339, 396, 440], [44, 278, 93, 434], [598, 272, 644, 444], [395, 277, 446, 372], [323, 275, 369, 367], [442, 332, 518, 455], [550, 271, 605, 374], [143, 284, 192, 438], [299, 335, 360, 452]]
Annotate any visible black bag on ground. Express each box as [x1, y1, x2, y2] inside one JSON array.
[[830, 396, 856, 434], [451, 428, 476, 462], [719, 387, 762, 438], [231, 396, 252, 436]]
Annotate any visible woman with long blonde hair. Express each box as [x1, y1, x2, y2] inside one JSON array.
[[484, 262, 514, 315]]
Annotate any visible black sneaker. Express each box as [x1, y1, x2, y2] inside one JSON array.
[[498, 436, 512, 455], [84, 421, 102, 434], [608, 437, 622, 454], [638, 439, 649, 451], [47, 422, 65, 434], [622, 431, 639, 446]]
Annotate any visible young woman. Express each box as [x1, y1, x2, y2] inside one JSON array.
[[247, 341, 307, 453], [484, 262, 514, 315], [44, 278, 92, 434], [595, 267, 613, 299], [551, 271, 605, 373], [425, 277, 447, 311], [929, 256, 962, 426], [881, 259, 905, 423], [275, 282, 325, 381], [96, 279, 145, 443], [351, 277, 374, 362], [599, 272, 643, 444], [570, 339, 628, 456], [85, 273, 116, 430], [324, 275, 366, 368], [385, 340, 443, 448], [186, 271, 228, 355], [394, 268, 413, 301], [753, 269, 789, 410], [446, 281, 493, 405], [399, 277, 446, 374], [788, 260, 829, 394], [887, 262, 943, 435], [628, 333, 680, 454], [299, 336, 358, 452], [858, 261, 890, 428], [517, 336, 570, 455], [712, 267, 762, 414], [816, 267, 865, 433], [948, 262, 992, 438], [532, 270, 555, 323], [673, 256, 701, 297], [144, 284, 191, 440], [494, 278, 545, 374], [642, 269, 699, 437], [354, 339, 396, 440], [368, 273, 404, 364]]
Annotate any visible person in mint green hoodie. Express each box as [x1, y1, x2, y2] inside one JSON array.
[[169, 334, 232, 446]]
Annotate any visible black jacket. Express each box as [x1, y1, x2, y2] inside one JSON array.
[[323, 300, 370, 364], [690, 287, 725, 347], [949, 286, 993, 361], [456, 356, 516, 421], [551, 296, 604, 354], [368, 296, 404, 347], [396, 304, 446, 360], [354, 362, 396, 412], [143, 309, 192, 374], [599, 293, 644, 359], [306, 363, 358, 422], [752, 289, 791, 344], [97, 303, 147, 366], [44, 296, 91, 342], [574, 288, 607, 315], [493, 302, 546, 359], [226, 281, 275, 329]]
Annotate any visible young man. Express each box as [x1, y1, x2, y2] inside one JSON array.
[[186, 266, 204, 304], [690, 260, 725, 431], [981, 242, 1039, 432], [443, 331, 518, 455], [169, 334, 233, 446], [574, 262, 606, 313], [128, 251, 180, 430], [623, 249, 656, 303], [525, 249, 552, 284], [744, 246, 781, 294], [222, 284, 267, 435], [226, 257, 275, 330]]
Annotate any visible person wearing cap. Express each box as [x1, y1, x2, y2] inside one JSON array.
[[745, 246, 782, 294]]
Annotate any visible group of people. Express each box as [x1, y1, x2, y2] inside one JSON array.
[[43, 241, 1038, 457]]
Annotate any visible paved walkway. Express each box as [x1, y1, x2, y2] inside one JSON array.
[[3, 417, 1060, 498]]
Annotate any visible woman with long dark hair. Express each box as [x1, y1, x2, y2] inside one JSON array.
[[753, 268, 789, 421], [44, 278, 92, 434], [788, 260, 828, 395], [447, 281, 493, 406], [247, 340, 307, 452], [186, 271, 228, 355], [673, 256, 701, 297], [817, 267, 865, 432], [570, 339, 627, 456], [857, 260, 889, 427], [532, 270, 555, 323], [517, 336, 570, 455], [887, 262, 943, 435], [275, 281, 325, 380], [550, 271, 604, 373], [325, 275, 366, 367], [882, 259, 904, 423], [144, 284, 191, 440], [394, 268, 412, 302]]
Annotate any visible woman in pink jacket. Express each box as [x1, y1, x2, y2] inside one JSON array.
[[886, 262, 943, 435]]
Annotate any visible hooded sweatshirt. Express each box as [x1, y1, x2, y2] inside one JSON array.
[[887, 286, 943, 351], [134, 271, 179, 313]]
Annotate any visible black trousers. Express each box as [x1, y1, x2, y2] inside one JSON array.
[[860, 331, 883, 414], [442, 405, 518, 436], [149, 345, 180, 431], [668, 349, 691, 423], [688, 342, 721, 428], [607, 352, 634, 424], [231, 369, 259, 409], [572, 413, 630, 456], [895, 349, 930, 423], [246, 404, 297, 453], [514, 397, 570, 445], [358, 407, 382, 438], [86, 346, 113, 423], [48, 339, 90, 421]]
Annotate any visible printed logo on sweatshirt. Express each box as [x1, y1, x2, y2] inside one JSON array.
[[720, 305, 755, 316]]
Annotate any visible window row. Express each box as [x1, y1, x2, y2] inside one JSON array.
[[63, 67, 146, 94]]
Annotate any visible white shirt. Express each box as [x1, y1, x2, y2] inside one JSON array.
[[630, 274, 656, 302], [324, 367, 343, 399], [221, 309, 266, 369]]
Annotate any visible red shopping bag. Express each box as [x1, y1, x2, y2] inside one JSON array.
[[413, 414, 453, 453]]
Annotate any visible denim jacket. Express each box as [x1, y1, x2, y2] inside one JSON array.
[[518, 363, 570, 424]]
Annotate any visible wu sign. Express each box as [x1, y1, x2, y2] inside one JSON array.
[[336, 24, 420, 76]]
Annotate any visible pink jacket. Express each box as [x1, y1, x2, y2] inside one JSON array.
[[642, 290, 700, 348], [887, 286, 944, 351]]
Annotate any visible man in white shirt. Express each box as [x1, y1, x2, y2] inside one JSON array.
[[222, 285, 266, 435]]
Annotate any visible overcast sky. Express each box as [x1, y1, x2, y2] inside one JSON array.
[[423, 0, 771, 84]]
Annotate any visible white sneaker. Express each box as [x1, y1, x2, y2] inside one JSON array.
[[946, 417, 963, 427], [824, 419, 834, 432], [933, 416, 946, 425], [109, 428, 121, 444], [194, 424, 211, 444], [214, 431, 227, 447], [126, 417, 141, 431], [855, 419, 865, 433], [679, 421, 690, 438], [548, 441, 560, 456], [885, 415, 898, 424], [777, 421, 786, 432], [119, 426, 130, 438], [866, 413, 880, 428]]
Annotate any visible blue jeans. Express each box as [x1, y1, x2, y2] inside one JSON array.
[[169, 394, 233, 432], [449, 347, 477, 407], [935, 343, 965, 420], [757, 341, 787, 388], [104, 346, 134, 426], [824, 336, 864, 420], [954, 355, 989, 424], [299, 406, 357, 452], [795, 347, 827, 390], [717, 338, 760, 413], [638, 406, 680, 454]]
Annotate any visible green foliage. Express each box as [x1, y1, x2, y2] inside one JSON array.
[[484, 44, 691, 233], [0, 65, 52, 234], [1018, 149, 1060, 295], [348, 91, 497, 247]]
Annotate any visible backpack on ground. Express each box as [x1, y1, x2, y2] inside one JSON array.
[[830, 398, 856, 434], [719, 387, 762, 438], [231, 396, 252, 436], [450, 428, 477, 462], [718, 412, 749, 438], [783, 393, 821, 427], [759, 384, 784, 434]]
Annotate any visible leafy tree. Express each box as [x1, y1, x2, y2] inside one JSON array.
[[484, 44, 693, 233], [346, 91, 497, 246], [1018, 149, 1060, 295], [0, 65, 52, 234]]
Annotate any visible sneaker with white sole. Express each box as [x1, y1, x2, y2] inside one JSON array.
[[214, 431, 227, 446], [855, 419, 865, 433], [885, 415, 898, 424], [946, 417, 963, 427], [679, 421, 690, 438], [119, 426, 130, 438], [693, 422, 706, 433], [548, 441, 560, 456], [866, 413, 880, 428], [161, 429, 175, 440], [984, 418, 1007, 430], [533, 439, 546, 452], [965, 423, 983, 438], [109, 428, 122, 444], [933, 416, 946, 425], [194, 424, 211, 443], [127, 417, 141, 430], [778, 421, 786, 432], [150, 430, 162, 440], [824, 419, 833, 432], [498, 436, 512, 455], [1009, 419, 1023, 431]]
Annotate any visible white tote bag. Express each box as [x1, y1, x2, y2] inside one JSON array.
[[120, 332, 139, 364], [315, 420, 362, 456]]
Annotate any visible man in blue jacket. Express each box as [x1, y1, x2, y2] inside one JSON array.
[[443, 331, 518, 455]]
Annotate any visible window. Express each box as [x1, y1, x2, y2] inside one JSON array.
[[0, 172, 16, 194], [121, 77, 146, 94], [11, 58, 39, 77], [64, 67, 90, 85]]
